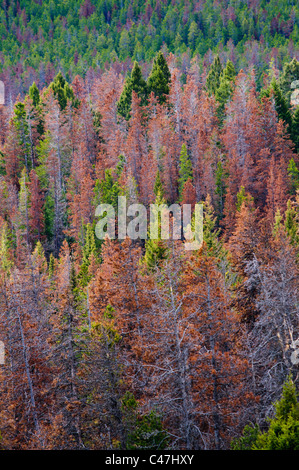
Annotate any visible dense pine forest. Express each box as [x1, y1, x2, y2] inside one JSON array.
[[0, 0, 299, 451]]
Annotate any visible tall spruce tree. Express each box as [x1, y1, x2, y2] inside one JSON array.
[[147, 51, 171, 104], [143, 189, 169, 270], [270, 80, 292, 131], [178, 143, 193, 200], [206, 55, 223, 96], [49, 72, 76, 111], [12, 102, 31, 174], [117, 61, 148, 121], [291, 106, 299, 152], [253, 377, 299, 450], [29, 82, 40, 108], [215, 60, 236, 121], [287, 158, 299, 194]]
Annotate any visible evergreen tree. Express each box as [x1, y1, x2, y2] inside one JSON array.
[[271, 80, 292, 131], [49, 72, 76, 111], [143, 189, 169, 270], [29, 82, 40, 107], [117, 61, 148, 121], [0, 221, 13, 274], [287, 158, 299, 195], [215, 60, 236, 121], [78, 222, 98, 287], [12, 102, 31, 173], [147, 51, 171, 104], [201, 194, 223, 258], [284, 199, 299, 245], [93, 169, 121, 210], [206, 55, 223, 96], [215, 161, 227, 219], [231, 424, 260, 450], [178, 143, 193, 200], [153, 169, 164, 197], [236, 186, 253, 212], [253, 377, 299, 450], [291, 106, 299, 153], [121, 393, 168, 449], [278, 58, 299, 104]]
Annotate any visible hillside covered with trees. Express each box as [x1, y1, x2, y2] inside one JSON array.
[[1, 0, 299, 101], [0, 0, 299, 451]]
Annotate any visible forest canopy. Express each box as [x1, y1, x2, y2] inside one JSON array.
[[0, 0, 299, 452]]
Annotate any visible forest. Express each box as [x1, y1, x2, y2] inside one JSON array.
[[0, 0, 299, 452]]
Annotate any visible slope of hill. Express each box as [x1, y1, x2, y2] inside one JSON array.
[[0, 0, 298, 90], [0, 0, 299, 452]]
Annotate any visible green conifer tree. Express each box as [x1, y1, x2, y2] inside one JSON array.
[[253, 376, 299, 450], [154, 169, 164, 198], [278, 58, 299, 104], [178, 143, 193, 200], [206, 55, 223, 96], [147, 51, 171, 104], [291, 106, 299, 153], [78, 223, 98, 287], [117, 61, 148, 120], [287, 158, 299, 195], [29, 82, 40, 107], [215, 60, 236, 121], [0, 221, 13, 275], [49, 71, 76, 110], [122, 392, 168, 449], [48, 253, 55, 279], [143, 189, 169, 270], [284, 199, 299, 245], [271, 80, 292, 131], [236, 186, 253, 212], [215, 160, 227, 218], [13, 102, 31, 173], [232, 377, 299, 450], [93, 169, 121, 210], [202, 195, 223, 258]]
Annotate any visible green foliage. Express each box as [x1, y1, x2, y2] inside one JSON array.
[[233, 377, 299, 450], [92, 304, 122, 346], [253, 376, 299, 450], [208, 59, 236, 122], [147, 51, 171, 104], [154, 169, 164, 198], [49, 71, 76, 110], [206, 55, 223, 96], [93, 169, 121, 210], [284, 199, 299, 245], [12, 102, 31, 173], [121, 392, 168, 450], [178, 143, 193, 200], [271, 79, 293, 130], [236, 186, 253, 212], [201, 195, 223, 258], [117, 61, 148, 120], [0, 221, 13, 274], [48, 253, 55, 278], [292, 106, 299, 153], [287, 158, 299, 194], [29, 82, 40, 107], [231, 424, 260, 450], [78, 223, 98, 287], [215, 161, 227, 218], [143, 190, 169, 270], [116, 154, 126, 177], [278, 58, 299, 104], [0, 0, 298, 85]]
